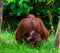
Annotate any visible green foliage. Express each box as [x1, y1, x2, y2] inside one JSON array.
[[46, 0, 54, 5], [58, 8, 60, 15], [2, 1, 60, 52], [0, 31, 58, 53], [3, 0, 60, 31], [6, 0, 15, 3], [4, 0, 60, 18], [4, 0, 33, 16]]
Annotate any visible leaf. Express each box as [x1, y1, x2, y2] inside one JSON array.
[[11, 11, 17, 16], [17, 10, 23, 16], [58, 8, 60, 11], [10, 4, 15, 10], [4, 1, 9, 6], [6, 0, 15, 3], [23, 3, 29, 8], [58, 11, 60, 14], [25, 0, 30, 2], [58, 8, 60, 14], [38, 0, 42, 2], [46, 0, 54, 5], [19, 0, 23, 5], [57, 16, 60, 18], [26, 8, 30, 14], [30, 7, 33, 9]]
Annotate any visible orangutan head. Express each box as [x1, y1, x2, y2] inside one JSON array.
[[27, 14, 36, 18]]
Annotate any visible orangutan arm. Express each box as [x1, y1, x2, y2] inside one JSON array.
[[37, 18, 49, 40], [15, 20, 26, 42]]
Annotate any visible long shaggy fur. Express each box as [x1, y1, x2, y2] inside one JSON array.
[[15, 14, 49, 46]]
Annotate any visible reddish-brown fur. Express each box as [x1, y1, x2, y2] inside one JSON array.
[[26, 31, 42, 47], [15, 14, 49, 46]]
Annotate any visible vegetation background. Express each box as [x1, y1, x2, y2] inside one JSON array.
[[0, 0, 60, 53]]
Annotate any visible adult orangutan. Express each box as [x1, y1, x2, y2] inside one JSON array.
[[15, 14, 49, 47]]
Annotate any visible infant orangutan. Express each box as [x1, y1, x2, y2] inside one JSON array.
[[26, 31, 42, 47]]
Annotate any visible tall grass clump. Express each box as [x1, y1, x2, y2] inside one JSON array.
[[0, 30, 58, 53]]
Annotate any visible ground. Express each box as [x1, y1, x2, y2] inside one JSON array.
[[0, 30, 58, 53]]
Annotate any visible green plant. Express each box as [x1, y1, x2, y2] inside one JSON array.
[[0, 30, 58, 53], [4, 0, 33, 16], [3, 0, 59, 31]]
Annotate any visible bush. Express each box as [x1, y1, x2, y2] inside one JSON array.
[[3, 0, 60, 31]]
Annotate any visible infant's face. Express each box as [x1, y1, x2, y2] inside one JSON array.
[[26, 33, 41, 47]]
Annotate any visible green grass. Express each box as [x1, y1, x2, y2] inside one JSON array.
[[0, 30, 58, 53]]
